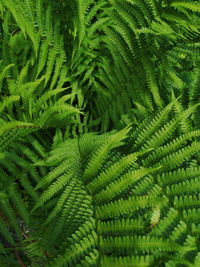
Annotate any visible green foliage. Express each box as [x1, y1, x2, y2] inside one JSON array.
[[0, 0, 200, 266], [1, 105, 200, 265]]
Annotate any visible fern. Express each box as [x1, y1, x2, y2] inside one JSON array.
[[1, 0, 200, 266], [12, 106, 197, 265]]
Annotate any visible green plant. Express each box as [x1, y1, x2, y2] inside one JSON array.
[[66, 0, 200, 130], [0, 0, 200, 266], [1, 102, 200, 265]]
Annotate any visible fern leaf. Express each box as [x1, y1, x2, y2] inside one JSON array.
[[83, 126, 131, 180]]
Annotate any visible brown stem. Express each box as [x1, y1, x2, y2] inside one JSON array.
[[15, 250, 26, 267]]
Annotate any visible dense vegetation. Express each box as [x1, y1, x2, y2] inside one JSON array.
[[0, 0, 200, 266]]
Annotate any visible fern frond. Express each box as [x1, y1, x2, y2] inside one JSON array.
[[87, 152, 148, 194], [94, 166, 161, 204], [171, 1, 200, 14], [101, 255, 154, 267], [98, 219, 144, 235], [101, 235, 179, 254], [96, 195, 163, 219], [83, 126, 131, 180]]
